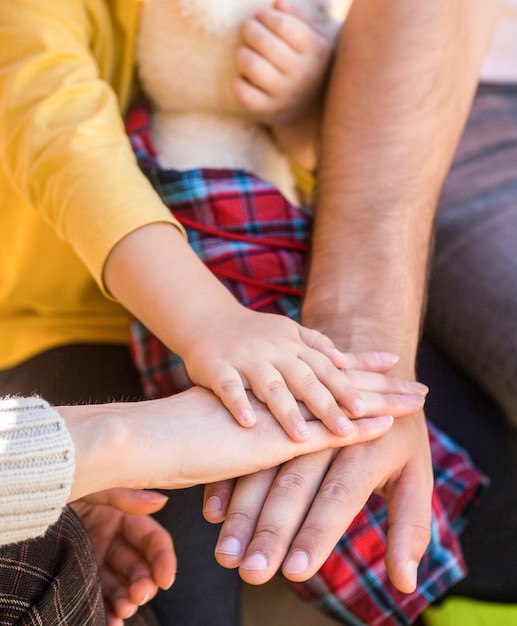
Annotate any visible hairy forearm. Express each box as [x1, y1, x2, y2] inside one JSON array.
[[303, 0, 502, 366]]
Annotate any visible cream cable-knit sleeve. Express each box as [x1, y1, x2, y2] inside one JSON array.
[[0, 397, 75, 546]]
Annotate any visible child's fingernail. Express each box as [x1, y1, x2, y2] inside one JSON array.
[[296, 422, 311, 438], [377, 352, 399, 364], [352, 399, 367, 415], [241, 410, 255, 425], [337, 416, 353, 433], [371, 415, 394, 427], [331, 348, 347, 362]]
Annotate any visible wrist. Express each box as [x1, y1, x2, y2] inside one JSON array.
[[61, 403, 132, 501]]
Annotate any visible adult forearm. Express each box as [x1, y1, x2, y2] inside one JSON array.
[[64, 388, 389, 502], [304, 0, 502, 363]]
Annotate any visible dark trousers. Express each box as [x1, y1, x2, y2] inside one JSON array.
[[422, 83, 517, 603], [0, 344, 240, 626]]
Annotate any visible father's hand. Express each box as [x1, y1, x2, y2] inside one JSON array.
[[204, 408, 432, 593]]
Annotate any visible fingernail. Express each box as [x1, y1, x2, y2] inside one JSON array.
[[139, 591, 151, 606], [407, 560, 418, 589], [331, 348, 347, 365], [143, 492, 169, 504], [403, 395, 425, 407], [204, 496, 222, 515], [377, 351, 399, 364], [241, 551, 268, 571], [337, 416, 353, 433], [217, 536, 242, 557], [371, 415, 393, 427], [242, 410, 255, 425], [296, 421, 311, 438], [352, 399, 367, 415], [121, 603, 138, 619], [165, 571, 177, 590], [283, 550, 309, 575], [406, 381, 429, 395]]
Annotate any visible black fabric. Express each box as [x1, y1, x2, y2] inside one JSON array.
[[418, 339, 517, 603]]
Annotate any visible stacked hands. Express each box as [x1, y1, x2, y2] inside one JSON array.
[[71, 2, 433, 624], [65, 336, 428, 624]]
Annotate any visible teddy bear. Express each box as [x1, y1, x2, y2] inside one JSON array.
[[135, 0, 347, 205]]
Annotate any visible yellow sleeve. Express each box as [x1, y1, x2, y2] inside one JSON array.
[[0, 0, 184, 295], [290, 162, 316, 210]]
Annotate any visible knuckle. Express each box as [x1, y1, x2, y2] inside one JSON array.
[[273, 13, 291, 40], [253, 523, 288, 543], [274, 470, 310, 495], [301, 372, 319, 390], [266, 378, 288, 395], [412, 522, 432, 551], [227, 507, 258, 526], [318, 477, 356, 504], [218, 378, 242, 397]]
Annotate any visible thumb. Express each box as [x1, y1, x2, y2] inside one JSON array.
[[384, 469, 433, 593]]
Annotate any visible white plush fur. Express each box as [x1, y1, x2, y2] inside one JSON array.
[[136, 0, 346, 204]]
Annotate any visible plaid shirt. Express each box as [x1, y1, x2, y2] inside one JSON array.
[[126, 101, 487, 626]]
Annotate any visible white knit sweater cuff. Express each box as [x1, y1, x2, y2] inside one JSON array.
[[0, 396, 75, 546]]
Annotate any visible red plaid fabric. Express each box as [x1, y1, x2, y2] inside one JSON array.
[[125, 101, 487, 626], [127, 101, 310, 399]]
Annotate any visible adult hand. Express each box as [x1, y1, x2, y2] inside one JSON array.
[[64, 386, 402, 502], [205, 409, 432, 593], [71, 489, 175, 626]]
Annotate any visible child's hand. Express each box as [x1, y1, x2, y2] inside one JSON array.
[[234, 0, 338, 127], [180, 306, 427, 442]]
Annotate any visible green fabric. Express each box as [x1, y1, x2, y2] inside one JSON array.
[[423, 597, 517, 626]]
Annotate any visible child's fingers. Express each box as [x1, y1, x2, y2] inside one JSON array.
[[253, 355, 359, 436], [235, 45, 285, 98], [293, 346, 420, 421], [253, 4, 327, 54], [277, 356, 367, 430], [243, 362, 315, 441], [241, 16, 301, 76], [233, 76, 275, 116], [211, 364, 257, 428], [297, 325, 348, 368], [298, 327, 401, 373], [298, 327, 401, 374]]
